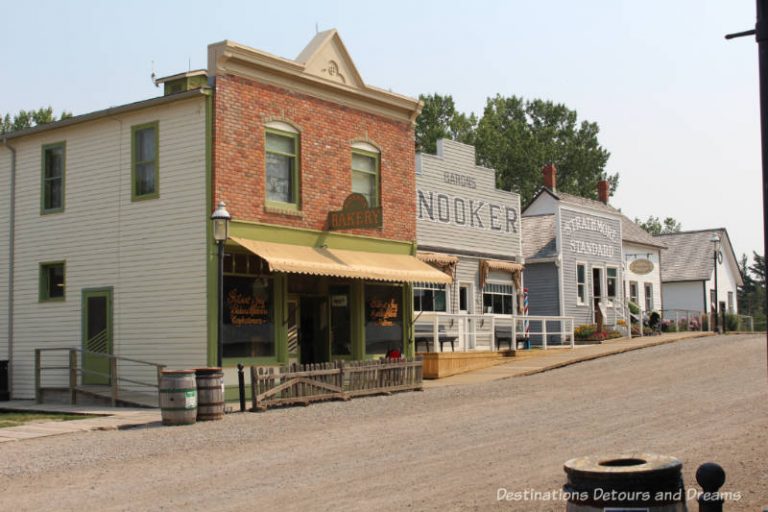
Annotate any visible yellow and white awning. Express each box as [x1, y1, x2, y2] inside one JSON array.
[[231, 237, 452, 284]]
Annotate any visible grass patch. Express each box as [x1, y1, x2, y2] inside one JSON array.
[[0, 412, 86, 429]]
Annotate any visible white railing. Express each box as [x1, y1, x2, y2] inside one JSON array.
[[412, 312, 575, 352]]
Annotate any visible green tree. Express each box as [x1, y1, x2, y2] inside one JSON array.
[[415, 93, 476, 154], [1, 107, 72, 135], [635, 215, 682, 236], [473, 95, 616, 204]]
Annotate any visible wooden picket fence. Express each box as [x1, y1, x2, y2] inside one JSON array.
[[251, 356, 423, 411]]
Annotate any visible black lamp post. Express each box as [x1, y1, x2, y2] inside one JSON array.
[[710, 233, 722, 334], [211, 201, 231, 367]]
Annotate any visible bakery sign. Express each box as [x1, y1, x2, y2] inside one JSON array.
[[328, 193, 382, 231], [629, 258, 655, 275]]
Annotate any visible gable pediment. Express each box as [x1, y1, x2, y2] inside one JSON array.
[[297, 29, 364, 89]]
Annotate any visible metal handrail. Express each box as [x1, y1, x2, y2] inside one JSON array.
[[35, 347, 165, 407]]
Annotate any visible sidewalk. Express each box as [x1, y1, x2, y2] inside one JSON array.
[[422, 331, 715, 388], [0, 331, 714, 442], [0, 402, 161, 443]]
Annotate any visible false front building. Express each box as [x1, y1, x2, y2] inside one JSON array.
[[0, 30, 448, 400]]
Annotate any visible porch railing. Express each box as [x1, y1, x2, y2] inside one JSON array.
[[35, 347, 165, 407], [413, 312, 575, 351]]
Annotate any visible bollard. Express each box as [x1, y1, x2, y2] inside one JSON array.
[[563, 453, 686, 511], [696, 463, 725, 512], [237, 363, 246, 412]]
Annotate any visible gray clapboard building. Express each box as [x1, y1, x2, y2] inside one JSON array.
[[414, 139, 523, 320], [522, 165, 627, 329]]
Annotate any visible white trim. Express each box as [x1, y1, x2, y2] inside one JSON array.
[[576, 260, 588, 306], [351, 141, 379, 153], [265, 120, 299, 134]]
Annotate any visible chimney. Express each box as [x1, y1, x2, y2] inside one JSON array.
[[598, 180, 610, 204], [542, 163, 557, 192]]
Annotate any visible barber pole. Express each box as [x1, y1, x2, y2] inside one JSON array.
[[523, 288, 529, 341]]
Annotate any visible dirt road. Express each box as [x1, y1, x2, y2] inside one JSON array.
[[1, 334, 766, 511]]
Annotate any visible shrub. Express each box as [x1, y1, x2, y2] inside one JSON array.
[[606, 329, 623, 339], [575, 324, 598, 341], [700, 314, 709, 331], [661, 319, 676, 333], [677, 318, 689, 332], [725, 313, 739, 331], [643, 326, 654, 336], [688, 316, 701, 331]]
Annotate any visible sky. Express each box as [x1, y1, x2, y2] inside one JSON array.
[[1, 0, 763, 261]]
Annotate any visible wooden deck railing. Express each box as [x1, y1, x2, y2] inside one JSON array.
[[251, 357, 423, 411], [35, 347, 165, 407]]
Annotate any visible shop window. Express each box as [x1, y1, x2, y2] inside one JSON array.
[[629, 281, 638, 305], [42, 142, 65, 213], [40, 262, 65, 301], [223, 275, 274, 358], [413, 282, 447, 312], [131, 122, 159, 200], [576, 263, 586, 305], [606, 267, 618, 304], [265, 126, 299, 207], [365, 284, 403, 355], [483, 283, 514, 315], [351, 144, 380, 207]]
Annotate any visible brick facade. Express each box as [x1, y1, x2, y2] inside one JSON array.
[[213, 75, 416, 242]]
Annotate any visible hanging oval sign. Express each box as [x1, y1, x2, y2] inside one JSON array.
[[630, 259, 654, 275]]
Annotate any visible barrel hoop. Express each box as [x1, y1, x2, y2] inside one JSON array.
[[159, 388, 197, 393], [161, 406, 197, 411]]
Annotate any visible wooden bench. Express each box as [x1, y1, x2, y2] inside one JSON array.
[[414, 334, 457, 352]]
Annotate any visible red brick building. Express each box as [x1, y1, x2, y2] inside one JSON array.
[[207, 31, 449, 366]]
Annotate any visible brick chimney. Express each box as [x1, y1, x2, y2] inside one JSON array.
[[542, 163, 557, 192], [597, 180, 610, 204]]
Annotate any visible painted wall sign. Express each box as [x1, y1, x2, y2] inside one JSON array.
[[562, 216, 619, 242], [417, 190, 518, 233], [415, 140, 522, 258], [629, 258, 655, 275], [327, 193, 382, 230]]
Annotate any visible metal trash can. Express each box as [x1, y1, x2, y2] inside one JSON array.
[[159, 370, 197, 426], [563, 453, 686, 511], [0, 361, 9, 401], [194, 367, 225, 421]]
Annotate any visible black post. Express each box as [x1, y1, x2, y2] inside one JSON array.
[[237, 363, 246, 412], [217, 241, 224, 368], [713, 248, 719, 333], [696, 462, 725, 512], [757, 0, 768, 379]]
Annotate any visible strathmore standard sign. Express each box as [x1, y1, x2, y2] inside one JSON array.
[[415, 140, 522, 258]]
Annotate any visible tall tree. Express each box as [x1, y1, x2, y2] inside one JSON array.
[[415, 93, 476, 154], [473, 95, 616, 204], [1, 107, 72, 135], [635, 215, 682, 235]]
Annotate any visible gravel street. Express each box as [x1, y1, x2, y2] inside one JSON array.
[[1, 334, 766, 512]]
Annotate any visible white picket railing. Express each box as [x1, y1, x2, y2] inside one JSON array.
[[412, 312, 575, 352]]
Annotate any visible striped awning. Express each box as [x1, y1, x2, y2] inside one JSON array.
[[231, 237, 452, 284]]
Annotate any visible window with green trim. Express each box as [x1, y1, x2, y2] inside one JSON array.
[[42, 143, 65, 213], [40, 262, 65, 301], [352, 150, 379, 207], [132, 122, 159, 200], [265, 130, 299, 206]]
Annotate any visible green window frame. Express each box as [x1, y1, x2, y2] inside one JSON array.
[[131, 121, 159, 201], [41, 142, 65, 214], [265, 129, 300, 209], [39, 261, 66, 302], [351, 149, 380, 207]]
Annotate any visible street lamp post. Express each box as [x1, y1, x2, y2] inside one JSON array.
[[710, 233, 721, 334], [211, 201, 231, 368]]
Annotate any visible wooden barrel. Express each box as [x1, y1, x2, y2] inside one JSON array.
[[563, 453, 686, 511], [195, 368, 225, 421], [159, 370, 197, 426]]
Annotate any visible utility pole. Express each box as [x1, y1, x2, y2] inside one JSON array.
[[726, 0, 768, 380]]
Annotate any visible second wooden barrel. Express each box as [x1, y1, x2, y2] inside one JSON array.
[[159, 370, 197, 426], [195, 367, 225, 421]]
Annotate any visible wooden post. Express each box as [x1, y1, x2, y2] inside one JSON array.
[[69, 349, 78, 405], [432, 315, 439, 353], [570, 319, 575, 349], [34, 349, 42, 404], [543, 320, 548, 350], [110, 357, 118, 407], [156, 365, 165, 408]]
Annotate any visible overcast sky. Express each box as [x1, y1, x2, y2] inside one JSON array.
[[1, 0, 762, 260]]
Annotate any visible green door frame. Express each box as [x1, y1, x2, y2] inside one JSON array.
[[81, 287, 114, 385]]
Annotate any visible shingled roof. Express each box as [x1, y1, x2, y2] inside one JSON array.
[[654, 228, 742, 285], [521, 214, 557, 260]]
